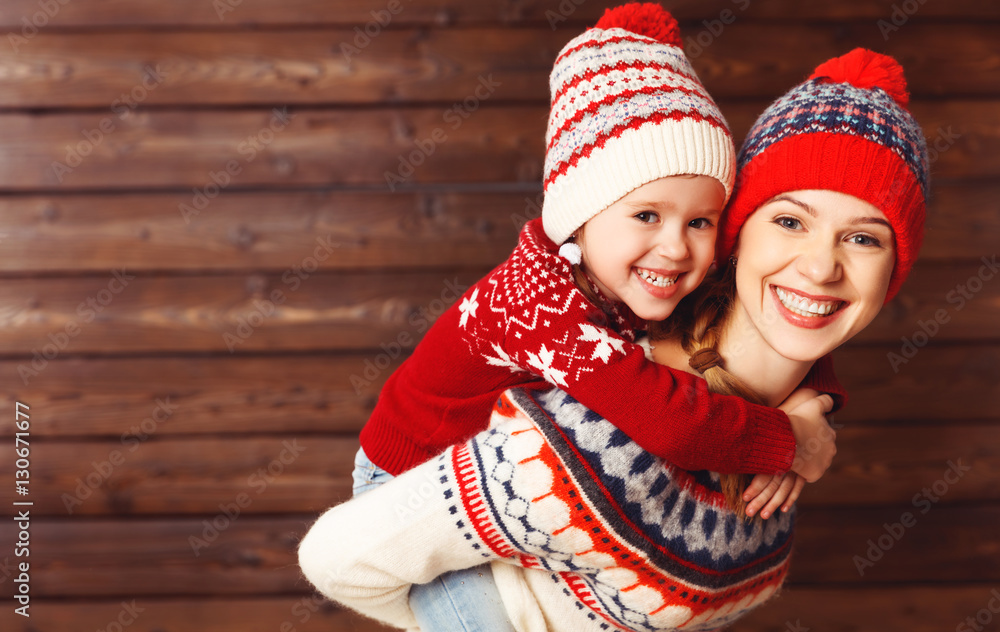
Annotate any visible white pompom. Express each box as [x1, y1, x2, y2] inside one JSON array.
[[558, 242, 583, 265]]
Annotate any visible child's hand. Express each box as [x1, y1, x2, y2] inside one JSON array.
[[782, 392, 836, 483], [742, 472, 806, 519]]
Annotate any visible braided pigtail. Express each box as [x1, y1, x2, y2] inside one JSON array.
[[650, 263, 765, 520]]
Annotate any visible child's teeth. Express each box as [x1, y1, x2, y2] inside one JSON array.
[[638, 269, 678, 288]]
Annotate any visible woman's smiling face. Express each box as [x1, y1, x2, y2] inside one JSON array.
[[732, 189, 896, 361]]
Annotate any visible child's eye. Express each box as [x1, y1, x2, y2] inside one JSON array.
[[634, 211, 658, 224], [774, 216, 802, 230], [848, 233, 883, 248], [688, 218, 715, 229]]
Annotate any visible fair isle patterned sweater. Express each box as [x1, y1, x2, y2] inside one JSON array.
[[360, 218, 842, 478], [300, 386, 819, 632]]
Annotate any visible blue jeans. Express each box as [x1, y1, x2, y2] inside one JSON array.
[[351, 448, 517, 632]]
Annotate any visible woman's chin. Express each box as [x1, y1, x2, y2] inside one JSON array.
[[768, 337, 840, 364]]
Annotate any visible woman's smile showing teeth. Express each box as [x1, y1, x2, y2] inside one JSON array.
[[775, 287, 841, 316], [770, 285, 846, 329]]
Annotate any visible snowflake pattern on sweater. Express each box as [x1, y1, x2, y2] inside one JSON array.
[[468, 219, 638, 387]]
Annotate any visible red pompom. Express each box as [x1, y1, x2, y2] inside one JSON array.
[[809, 48, 910, 107], [594, 2, 682, 47]]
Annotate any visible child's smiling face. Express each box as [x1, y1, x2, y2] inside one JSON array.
[[577, 175, 724, 321]]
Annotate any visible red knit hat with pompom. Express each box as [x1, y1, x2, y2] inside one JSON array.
[[718, 48, 929, 302], [542, 2, 735, 245]]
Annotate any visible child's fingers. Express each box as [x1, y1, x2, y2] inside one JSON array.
[[759, 474, 795, 519], [742, 473, 774, 502], [744, 474, 782, 518], [781, 476, 807, 513]]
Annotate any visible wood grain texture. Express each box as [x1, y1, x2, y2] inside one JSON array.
[[8, 588, 1000, 632], [0, 182, 994, 273], [0, 190, 534, 273], [2, 24, 998, 108], [2, 507, 997, 597], [740, 585, 1000, 631], [0, 355, 390, 438], [0, 1, 995, 627], [1, 345, 998, 439], [4, 597, 391, 632], [0, 0, 997, 28], [0, 269, 490, 354], [831, 345, 1000, 424], [1, 107, 548, 190], [0, 423, 994, 516], [0, 261, 995, 355], [0, 436, 357, 517], [0, 101, 994, 190]]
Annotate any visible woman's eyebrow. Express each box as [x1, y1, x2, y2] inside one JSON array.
[[770, 195, 816, 216], [851, 217, 893, 230]]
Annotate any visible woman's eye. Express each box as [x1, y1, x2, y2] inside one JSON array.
[[849, 234, 882, 247], [634, 211, 658, 224], [775, 216, 802, 230], [688, 218, 714, 229]]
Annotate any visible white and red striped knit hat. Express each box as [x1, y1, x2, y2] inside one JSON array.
[[541, 2, 736, 245]]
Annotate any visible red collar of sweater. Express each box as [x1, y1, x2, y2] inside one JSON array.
[[524, 218, 645, 342]]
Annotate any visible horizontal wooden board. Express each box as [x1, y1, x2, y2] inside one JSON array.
[[0, 269, 493, 354], [1, 106, 548, 191], [0, 0, 997, 28], [0, 261, 996, 355], [0, 355, 390, 438], [1, 507, 998, 597], [2, 24, 998, 108], [0, 345, 997, 439], [922, 182, 1000, 261], [6, 588, 1000, 632], [0, 101, 994, 190], [0, 190, 533, 272], [740, 585, 1000, 632], [0, 423, 995, 516], [831, 344, 1000, 424], [0, 181, 995, 273], [857, 259, 1000, 344], [0, 437, 357, 517], [2, 597, 391, 632]]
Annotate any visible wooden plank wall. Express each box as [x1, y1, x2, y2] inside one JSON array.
[[0, 1, 998, 630]]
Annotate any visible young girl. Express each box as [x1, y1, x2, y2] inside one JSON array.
[[302, 48, 929, 631]]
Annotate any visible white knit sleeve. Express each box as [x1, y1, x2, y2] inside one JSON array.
[[297, 452, 496, 630]]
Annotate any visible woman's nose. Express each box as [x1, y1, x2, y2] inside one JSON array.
[[796, 242, 843, 285]]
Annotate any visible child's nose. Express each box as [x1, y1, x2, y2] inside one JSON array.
[[655, 233, 689, 261]]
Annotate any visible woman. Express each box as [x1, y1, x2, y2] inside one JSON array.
[[298, 48, 928, 632]]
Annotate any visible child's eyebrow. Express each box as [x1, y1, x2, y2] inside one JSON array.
[[625, 200, 722, 215]]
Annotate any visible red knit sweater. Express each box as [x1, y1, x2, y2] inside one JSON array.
[[360, 218, 846, 476]]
